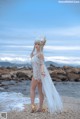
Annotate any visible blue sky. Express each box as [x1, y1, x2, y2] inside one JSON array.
[[0, 0, 80, 64]]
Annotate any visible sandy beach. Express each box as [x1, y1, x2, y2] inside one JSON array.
[[7, 96, 80, 119]]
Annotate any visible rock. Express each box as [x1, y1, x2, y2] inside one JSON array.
[[50, 72, 57, 77], [63, 66, 73, 70], [67, 73, 80, 81], [57, 74, 68, 81], [48, 67, 54, 70], [1, 74, 12, 80], [16, 72, 27, 78], [51, 74, 68, 81], [66, 68, 80, 74], [0, 68, 10, 74], [16, 72, 31, 80], [11, 74, 17, 80], [52, 69, 66, 75], [74, 78, 80, 82], [0, 66, 80, 82], [52, 77, 62, 82], [50, 69, 66, 80], [72, 68, 80, 74]]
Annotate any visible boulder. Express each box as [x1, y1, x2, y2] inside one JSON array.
[[67, 73, 80, 81], [50, 69, 66, 75], [57, 74, 68, 81], [66, 68, 80, 74], [1, 74, 12, 80], [63, 66, 73, 70], [16, 72, 31, 80], [52, 77, 62, 82]]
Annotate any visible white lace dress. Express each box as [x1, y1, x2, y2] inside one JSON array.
[[31, 52, 63, 114], [31, 52, 44, 81]]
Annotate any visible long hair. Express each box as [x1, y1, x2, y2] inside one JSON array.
[[30, 37, 46, 58]]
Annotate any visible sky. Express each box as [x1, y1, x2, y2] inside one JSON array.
[[0, 0, 80, 65]]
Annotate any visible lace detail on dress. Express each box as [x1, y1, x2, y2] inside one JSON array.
[[31, 52, 44, 80]]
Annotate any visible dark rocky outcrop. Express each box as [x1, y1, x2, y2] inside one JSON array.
[[49, 65, 80, 82], [0, 65, 80, 82]]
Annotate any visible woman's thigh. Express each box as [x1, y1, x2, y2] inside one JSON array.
[[30, 77, 38, 90], [37, 81, 43, 93]]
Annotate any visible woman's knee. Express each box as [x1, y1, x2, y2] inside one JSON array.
[[31, 85, 36, 91], [38, 82, 42, 91], [38, 81, 42, 87]]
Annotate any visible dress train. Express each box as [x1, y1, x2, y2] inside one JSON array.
[[41, 64, 63, 114]]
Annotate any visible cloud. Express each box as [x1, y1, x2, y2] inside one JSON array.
[[1, 45, 80, 50], [0, 54, 31, 63], [1, 25, 80, 40], [0, 55, 80, 65], [45, 56, 80, 65], [45, 46, 80, 50]]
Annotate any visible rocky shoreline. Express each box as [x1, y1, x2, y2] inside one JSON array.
[[0, 65, 80, 82], [0, 64, 80, 92]]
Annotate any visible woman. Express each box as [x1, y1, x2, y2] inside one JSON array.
[[30, 38, 63, 113]]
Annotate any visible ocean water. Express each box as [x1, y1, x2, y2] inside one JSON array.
[[0, 92, 39, 112], [0, 82, 80, 112]]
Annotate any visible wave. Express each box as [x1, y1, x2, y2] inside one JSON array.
[[0, 56, 80, 66]]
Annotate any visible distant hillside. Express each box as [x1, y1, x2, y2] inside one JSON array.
[[0, 62, 15, 67], [0, 61, 31, 68], [45, 61, 80, 68], [0, 61, 61, 68], [45, 61, 61, 67], [0, 61, 80, 68]]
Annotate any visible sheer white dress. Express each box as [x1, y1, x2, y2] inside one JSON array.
[[31, 52, 63, 114]]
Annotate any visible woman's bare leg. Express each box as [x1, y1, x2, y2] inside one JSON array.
[[37, 81, 44, 110], [30, 77, 38, 106]]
